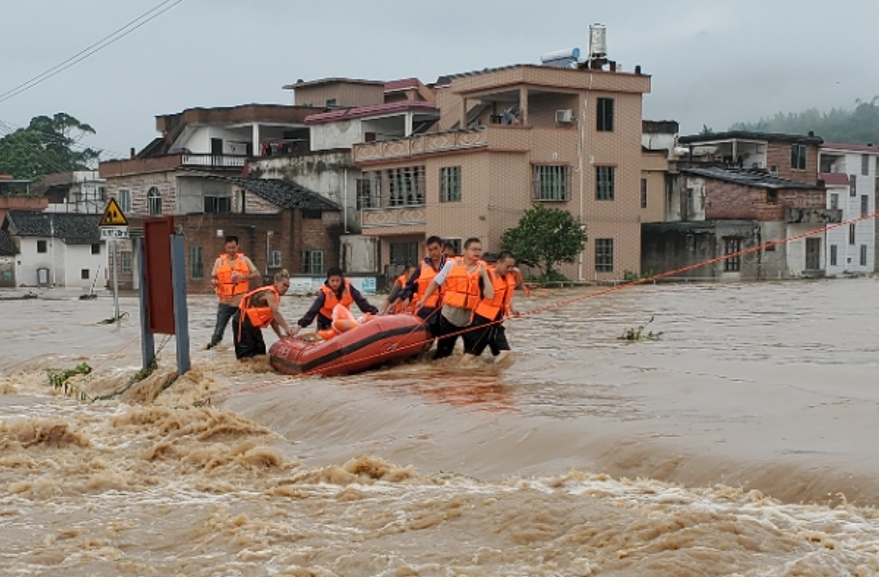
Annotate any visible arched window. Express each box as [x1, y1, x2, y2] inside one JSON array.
[[147, 187, 162, 216]]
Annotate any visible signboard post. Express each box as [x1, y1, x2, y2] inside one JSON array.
[[99, 198, 129, 324]]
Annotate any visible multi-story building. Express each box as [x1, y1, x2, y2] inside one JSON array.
[[38, 171, 107, 215], [818, 142, 878, 275], [350, 63, 652, 280]]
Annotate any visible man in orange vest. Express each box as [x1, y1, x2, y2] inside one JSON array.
[[416, 237, 494, 360], [378, 262, 415, 315], [292, 266, 379, 334], [470, 251, 520, 362], [396, 235, 446, 336], [234, 271, 295, 360], [207, 235, 260, 349]]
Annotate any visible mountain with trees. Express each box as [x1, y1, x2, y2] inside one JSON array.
[[0, 113, 100, 183], [730, 98, 879, 144]]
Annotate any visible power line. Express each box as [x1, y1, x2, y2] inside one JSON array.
[[0, 122, 75, 176], [0, 0, 186, 104]]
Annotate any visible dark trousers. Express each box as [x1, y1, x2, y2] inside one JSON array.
[[416, 306, 441, 338], [490, 323, 511, 356], [210, 303, 239, 346], [233, 311, 266, 359], [316, 313, 332, 331], [466, 313, 499, 358]]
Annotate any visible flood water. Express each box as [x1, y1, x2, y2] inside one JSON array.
[[2, 279, 879, 576]]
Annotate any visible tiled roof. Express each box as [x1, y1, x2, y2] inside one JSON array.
[[821, 142, 879, 154], [188, 173, 341, 211], [680, 167, 822, 190], [3, 211, 101, 244], [0, 230, 17, 256], [385, 78, 421, 92], [820, 172, 850, 185], [283, 77, 385, 90], [304, 101, 438, 125], [679, 131, 823, 145]]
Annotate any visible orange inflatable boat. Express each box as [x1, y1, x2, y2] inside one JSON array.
[[269, 314, 432, 376]]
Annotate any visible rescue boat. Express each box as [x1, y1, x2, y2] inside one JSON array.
[[269, 314, 432, 377]]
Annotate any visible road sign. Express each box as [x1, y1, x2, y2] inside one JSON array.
[[100, 226, 130, 240], [100, 198, 129, 227]]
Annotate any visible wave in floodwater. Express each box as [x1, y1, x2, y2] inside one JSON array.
[[2, 278, 879, 575]]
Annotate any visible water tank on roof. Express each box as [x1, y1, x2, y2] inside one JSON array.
[[589, 24, 607, 58]]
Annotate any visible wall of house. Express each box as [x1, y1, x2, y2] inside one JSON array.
[[177, 176, 234, 215], [704, 181, 826, 221], [294, 83, 384, 108], [641, 151, 667, 223], [60, 243, 106, 289], [247, 151, 360, 232], [184, 126, 252, 155], [14, 237, 104, 288], [767, 142, 819, 183], [310, 120, 364, 151], [104, 171, 177, 217], [0, 255, 15, 287], [340, 234, 379, 274]]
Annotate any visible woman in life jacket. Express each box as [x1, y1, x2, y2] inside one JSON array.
[[234, 271, 295, 360], [378, 263, 415, 315], [316, 304, 374, 341], [292, 266, 379, 336]]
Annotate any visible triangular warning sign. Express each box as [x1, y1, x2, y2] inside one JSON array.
[[100, 198, 129, 226]]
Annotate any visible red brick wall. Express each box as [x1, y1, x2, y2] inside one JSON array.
[[705, 180, 826, 221], [766, 142, 819, 183]]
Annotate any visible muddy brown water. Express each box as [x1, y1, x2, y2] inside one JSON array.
[[2, 279, 879, 576]]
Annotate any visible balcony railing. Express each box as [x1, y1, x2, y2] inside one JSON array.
[[353, 128, 488, 163], [361, 206, 426, 229], [785, 207, 843, 224], [181, 154, 247, 168]]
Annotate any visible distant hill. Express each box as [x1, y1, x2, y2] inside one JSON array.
[[730, 98, 879, 145]]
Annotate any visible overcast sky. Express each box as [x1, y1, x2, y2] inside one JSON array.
[[1, 0, 876, 159]]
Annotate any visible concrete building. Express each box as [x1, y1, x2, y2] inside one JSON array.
[[350, 63, 652, 281], [1, 211, 103, 288], [37, 171, 107, 215], [817, 142, 879, 275]]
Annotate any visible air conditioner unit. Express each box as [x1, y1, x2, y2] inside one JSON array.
[[555, 109, 573, 123]]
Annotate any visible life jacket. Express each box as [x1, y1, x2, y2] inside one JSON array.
[[318, 304, 373, 341], [392, 272, 410, 314], [442, 257, 483, 311], [318, 279, 354, 319], [239, 285, 280, 329], [215, 254, 250, 299], [475, 267, 517, 320], [413, 257, 445, 308]]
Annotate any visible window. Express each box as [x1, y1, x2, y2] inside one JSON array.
[[597, 98, 614, 132], [862, 195, 869, 217], [91, 243, 101, 255], [849, 223, 856, 245], [830, 244, 838, 266], [443, 238, 462, 256], [120, 251, 133, 274], [390, 242, 419, 265], [387, 166, 425, 206], [325, 98, 337, 108], [595, 238, 614, 272], [640, 178, 647, 208], [302, 209, 322, 219], [791, 144, 807, 170], [830, 193, 839, 209], [301, 250, 323, 275], [269, 250, 282, 269], [532, 165, 570, 201], [81, 269, 89, 280], [440, 166, 462, 202], [356, 176, 381, 209], [37, 240, 47, 253], [766, 190, 778, 204], [862, 154, 870, 176], [595, 166, 615, 201], [203, 196, 231, 213], [723, 237, 742, 272], [118, 189, 131, 213], [860, 244, 868, 267], [850, 175, 857, 197], [147, 187, 162, 216], [190, 246, 204, 279]]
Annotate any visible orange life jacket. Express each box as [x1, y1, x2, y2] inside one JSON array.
[[392, 273, 410, 314], [239, 285, 279, 329], [413, 258, 445, 308], [318, 279, 354, 319], [442, 257, 483, 311], [215, 254, 250, 299], [475, 266, 517, 320]]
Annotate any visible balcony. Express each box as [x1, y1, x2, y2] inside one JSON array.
[[361, 205, 426, 232], [785, 207, 843, 224], [353, 128, 488, 163], [181, 154, 247, 168]]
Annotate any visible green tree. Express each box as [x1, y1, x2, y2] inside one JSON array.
[[0, 113, 100, 182], [500, 203, 587, 279], [730, 97, 879, 144]]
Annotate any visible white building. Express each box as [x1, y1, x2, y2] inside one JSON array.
[[819, 143, 878, 276], [40, 171, 107, 215], [1, 211, 105, 288]]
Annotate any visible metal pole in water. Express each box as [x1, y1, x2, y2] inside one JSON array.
[[113, 241, 120, 323], [137, 238, 155, 372], [170, 235, 191, 375]]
